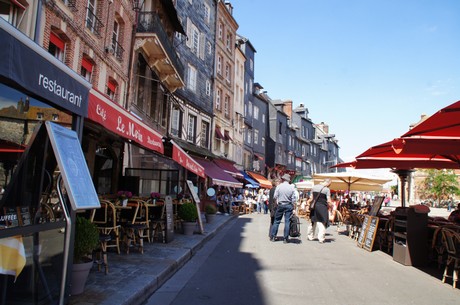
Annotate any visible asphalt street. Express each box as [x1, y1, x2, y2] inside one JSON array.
[[145, 212, 460, 305]]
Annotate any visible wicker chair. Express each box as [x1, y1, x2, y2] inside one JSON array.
[[441, 227, 460, 288]]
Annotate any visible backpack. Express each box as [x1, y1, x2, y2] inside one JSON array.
[[289, 214, 301, 238]]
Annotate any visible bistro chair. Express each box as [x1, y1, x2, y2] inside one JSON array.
[[149, 202, 166, 243], [376, 215, 394, 254], [441, 227, 460, 288], [91, 199, 121, 254], [117, 199, 149, 254]]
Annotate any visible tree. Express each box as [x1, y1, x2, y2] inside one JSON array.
[[419, 169, 460, 207]]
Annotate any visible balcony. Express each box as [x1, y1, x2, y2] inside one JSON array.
[[136, 12, 185, 92]]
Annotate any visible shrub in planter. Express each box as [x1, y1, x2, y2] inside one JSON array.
[[178, 202, 198, 222], [74, 216, 100, 263], [205, 204, 217, 215]]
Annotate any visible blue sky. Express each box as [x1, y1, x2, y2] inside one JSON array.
[[231, 0, 460, 164]]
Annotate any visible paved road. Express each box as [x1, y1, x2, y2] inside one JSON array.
[[145, 213, 460, 305]]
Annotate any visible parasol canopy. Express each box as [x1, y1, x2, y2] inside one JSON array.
[[312, 172, 391, 192]]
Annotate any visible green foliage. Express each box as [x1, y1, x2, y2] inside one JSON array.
[[205, 204, 217, 214], [421, 169, 460, 206], [74, 216, 99, 263], [178, 203, 198, 222]]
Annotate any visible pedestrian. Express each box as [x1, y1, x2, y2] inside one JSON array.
[[270, 174, 296, 243], [307, 178, 332, 243], [268, 178, 281, 237], [262, 189, 269, 214]]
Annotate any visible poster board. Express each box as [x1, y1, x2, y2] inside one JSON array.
[[369, 196, 385, 216], [186, 180, 203, 233], [363, 217, 380, 251], [357, 215, 380, 251], [164, 196, 174, 242], [46, 122, 100, 210], [357, 215, 370, 247]]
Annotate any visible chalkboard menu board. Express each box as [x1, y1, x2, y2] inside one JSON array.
[[186, 180, 203, 234], [357, 215, 369, 247], [164, 196, 174, 243], [0, 207, 31, 228], [363, 217, 379, 251], [369, 196, 385, 216], [357, 215, 380, 251], [46, 122, 100, 210]]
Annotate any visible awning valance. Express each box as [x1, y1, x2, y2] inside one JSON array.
[[194, 157, 243, 188], [247, 171, 272, 189], [170, 140, 205, 178], [241, 171, 259, 188], [88, 89, 164, 154], [213, 158, 243, 178]]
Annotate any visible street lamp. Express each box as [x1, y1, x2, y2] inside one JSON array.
[[132, 0, 144, 12]]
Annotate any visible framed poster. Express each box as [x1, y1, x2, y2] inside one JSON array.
[[46, 122, 100, 210], [186, 180, 203, 233]]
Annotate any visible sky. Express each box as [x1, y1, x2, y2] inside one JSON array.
[[230, 0, 460, 168]]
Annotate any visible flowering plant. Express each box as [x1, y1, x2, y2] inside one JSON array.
[[117, 190, 133, 200], [150, 192, 161, 199]]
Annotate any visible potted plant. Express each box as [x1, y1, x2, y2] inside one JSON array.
[[150, 192, 161, 205], [70, 216, 100, 295], [117, 190, 133, 206], [178, 202, 198, 235], [205, 204, 217, 223]]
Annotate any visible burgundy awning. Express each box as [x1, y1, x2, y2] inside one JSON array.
[[194, 157, 243, 188], [171, 140, 205, 178], [213, 158, 243, 178]]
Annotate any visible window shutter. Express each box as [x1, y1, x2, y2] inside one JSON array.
[[186, 18, 192, 48]]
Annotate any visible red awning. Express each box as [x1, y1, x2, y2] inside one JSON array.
[[247, 171, 272, 189], [194, 157, 243, 188], [88, 89, 164, 154], [254, 153, 264, 160], [215, 127, 224, 139], [170, 140, 205, 178], [224, 130, 232, 141], [213, 158, 243, 178]]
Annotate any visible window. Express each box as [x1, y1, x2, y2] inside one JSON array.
[[262, 137, 265, 147], [37, 112, 44, 120], [52, 114, 59, 121], [49, 32, 65, 61], [187, 65, 197, 92], [225, 63, 231, 84], [215, 89, 221, 110], [226, 32, 232, 51], [111, 20, 120, 55], [247, 129, 252, 145], [250, 58, 254, 71], [279, 122, 282, 134], [203, 3, 210, 24], [81, 57, 93, 82], [205, 80, 211, 96], [0, 1, 26, 26], [254, 130, 259, 145], [201, 121, 209, 148], [262, 113, 265, 123], [248, 102, 253, 117], [171, 107, 182, 137], [86, 0, 98, 34], [224, 95, 230, 117], [187, 115, 196, 142], [253, 105, 259, 120], [191, 26, 199, 55], [107, 80, 117, 100], [218, 22, 223, 40], [217, 55, 222, 75]]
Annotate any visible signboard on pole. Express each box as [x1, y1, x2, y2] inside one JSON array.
[[186, 180, 203, 233]]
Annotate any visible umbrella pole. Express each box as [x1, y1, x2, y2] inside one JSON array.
[[392, 169, 414, 207]]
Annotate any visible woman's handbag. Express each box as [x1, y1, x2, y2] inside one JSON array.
[[309, 186, 325, 211]]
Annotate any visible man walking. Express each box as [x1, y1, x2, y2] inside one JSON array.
[[307, 178, 332, 243], [270, 174, 296, 243], [268, 178, 281, 237]]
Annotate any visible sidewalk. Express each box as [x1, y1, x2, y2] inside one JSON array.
[[68, 213, 234, 305]]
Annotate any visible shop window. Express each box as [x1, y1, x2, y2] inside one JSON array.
[[81, 57, 93, 82], [48, 32, 65, 61], [107, 80, 117, 100]]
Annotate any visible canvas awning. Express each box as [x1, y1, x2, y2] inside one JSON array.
[[194, 157, 243, 188], [213, 158, 243, 178], [170, 140, 205, 178], [88, 89, 164, 154], [241, 171, 260, 188], [247, 171, 272, 189]]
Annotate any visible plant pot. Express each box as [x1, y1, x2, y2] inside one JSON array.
[[70, 260, 93, 295], [205, 213, 216, 224], [182, 221, 196, 235]]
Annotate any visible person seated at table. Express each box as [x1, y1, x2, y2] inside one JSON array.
[[448, 203, 460, 223]]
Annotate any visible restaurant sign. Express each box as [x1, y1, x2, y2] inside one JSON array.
[[171, 140, 205, 178], [88, 90, 164, 154]]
